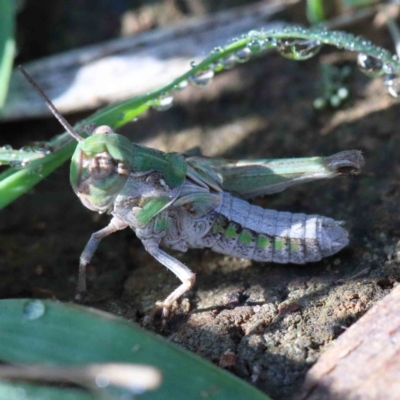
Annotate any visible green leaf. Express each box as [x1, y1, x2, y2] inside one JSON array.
[[0, 0, 15, 108], [0, 299, 272, 400]]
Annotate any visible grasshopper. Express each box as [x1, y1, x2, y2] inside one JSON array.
[[21, 68, 364, 318]]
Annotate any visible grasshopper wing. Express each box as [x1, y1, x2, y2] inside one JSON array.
[[186, 150, 364, 199]]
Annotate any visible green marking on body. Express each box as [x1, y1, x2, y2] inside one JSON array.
[[137, 197, 170, 226], [239, 230, 253, 245], [289, 241, 300, 252], [212, 223, 225, 234], [225, 223, 238, 239], [257, 235, 270, 248], [274, 238, 285, 251], [154, 217, 167, 232]]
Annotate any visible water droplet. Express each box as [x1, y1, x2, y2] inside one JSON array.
[[151, 93, 174, 111], [277, 39, 321, 60], [247, 30, 259, 38], [247, 40, 262, 53], [234, 48, 251, 63], [19, 146, 33, 152], [1, 144, 12, 150], [131, 344, 141, 353], [357, 53, 384, 78], [173, 80, 188, 91], [337, 87, 349, 100], [383, 63, 394, 75], [384, 74, 400, 98], [23, 300, 45, 320], [190, 60, 197, 69], [9, 161, 22, 168], [264, 37, 278, 48], [95, 374, 110, 388], [210, 46, 222, 55], [221, 55, 235, 70], [330, 94, 341, 107], [32, 145, 48, 154], [212, 61, 224, 72], [313, 97, 326, 109], [188, 68, 214, 88]]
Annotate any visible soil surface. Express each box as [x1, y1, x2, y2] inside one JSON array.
[[2, 3, 400, 400]]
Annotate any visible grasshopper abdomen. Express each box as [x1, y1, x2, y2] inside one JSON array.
[[193, 192, 348, 264]]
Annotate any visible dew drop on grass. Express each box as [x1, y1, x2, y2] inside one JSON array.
[[1, 144, 13, 150], [247, 40, 262, 53], [221, 55, 236, 70], [212, 61, 224, 72], [95, 374, 110, 388], [210, 46, 222, 55], [330, 94, 341, 107], [313, 97, 326, 109], [247, 30, 259, 37], [357, 53, 385, 78], [151, 93, 174, 111], [173, 80, 188, 91], [384, 74, 400, 98], [277, 39, 321, 60], [19, 146, 33, 152], [337, 87, 349, 100], [23, 300, 45, 320], [9, 161, 22, 168], [188, 68, 214, 88], [32, 145, 50, 155], [234, 48, 251, 63], [264, 37, 278, 48]]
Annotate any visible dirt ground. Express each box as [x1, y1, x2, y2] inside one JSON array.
[[2, 3, 400, 400]]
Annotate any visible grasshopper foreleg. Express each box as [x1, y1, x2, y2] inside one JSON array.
[[76, 216, 128, 298], [144, 242, 196, 318]]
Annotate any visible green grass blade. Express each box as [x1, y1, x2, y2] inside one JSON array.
[[0, 299, 272, 400], [306, 0, 325, 24], [0, 141, 76, 208], [0, 0, 15, 108], [0, 149, 46, 166]]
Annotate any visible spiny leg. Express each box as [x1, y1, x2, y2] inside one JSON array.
[[76, 216, 128, 298], [145, 243, 196, 318]]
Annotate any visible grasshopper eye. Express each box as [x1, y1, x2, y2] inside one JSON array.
[[93, 125, 114, 135], [89, 152, 115, 179]]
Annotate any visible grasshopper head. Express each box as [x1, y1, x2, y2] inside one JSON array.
[[70, 126, 134, 213], [18, 67, 135, 213]]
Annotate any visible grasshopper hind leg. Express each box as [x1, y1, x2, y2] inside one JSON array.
[[76, 216, 127, 299], [144, 242, 196, 318]]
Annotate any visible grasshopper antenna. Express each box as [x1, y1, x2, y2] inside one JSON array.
[[18, 65, 83, 142]]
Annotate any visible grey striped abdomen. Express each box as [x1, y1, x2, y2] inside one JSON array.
[[197, 193, 348, 264]]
